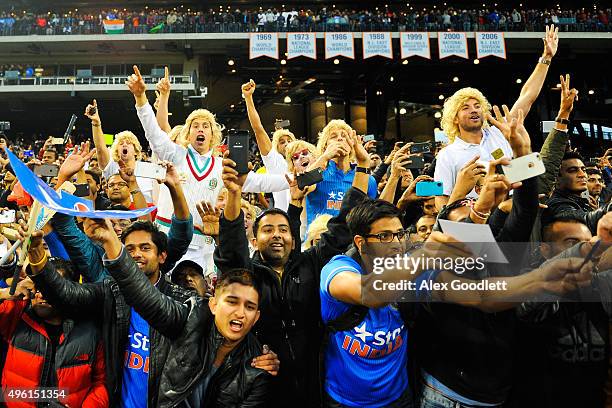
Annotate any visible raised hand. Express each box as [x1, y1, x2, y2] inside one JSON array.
[[195, 201, 222, 236], [473, 158, 521, 218], [156, 161, 180, 189], [126, 65, 146, 97], [155, 66, 171, 97], [241, 79, 256, 98], [84, 99, 101, 125], [348, 130, 370, 168], [542, 24, 559, 59], [117, 159, 137, 188], [487, 105, 531, 157], [221, 151, 250, 193], [389, 152, 413, 178], [399, 174, 435, 204], [559, 74, 579, 116], [323, 140, 349, 161], [536, 257, 593, 295], [58, 141, 96, 180], [82, 217, 117, 246], [284, 170, 307, 202]]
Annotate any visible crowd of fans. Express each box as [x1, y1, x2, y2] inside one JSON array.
[[0, 5, 610, 35], [2, 24, 612, 408]]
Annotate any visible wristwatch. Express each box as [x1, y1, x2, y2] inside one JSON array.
[[130, 188, 141, 195], [538, 56, 551, 66], [356, 166, 368, 173], [555, 117, 570, 125]]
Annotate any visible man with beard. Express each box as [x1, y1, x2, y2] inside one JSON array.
[[0, 257, 108, 407], [435, 25, 559, 210]]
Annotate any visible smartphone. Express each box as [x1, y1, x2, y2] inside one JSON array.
[[73, 183, 91, 197], [134, 161, 167, 179], [0, 209, 15, 224], [410, 142, 431, 154], [228, 130, 250, 174], [296, 168, 324, 190], [275, 119, 290, 129], [405, 155, 425, 169], [581, 190, 590, 200], [23, 150, 34, 157], [416, 181, 443, 196], [363, 134, 376, 142], [501, 152, 545, 184], [51, 137, 64, 146], [34, 164, 59, 178]]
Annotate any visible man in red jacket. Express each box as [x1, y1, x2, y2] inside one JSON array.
[[0, 257, 108, 408]]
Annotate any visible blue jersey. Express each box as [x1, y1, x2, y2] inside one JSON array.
[[121, 308, 150, 408], [320, 255, 409, 407], [306, 161, 378, 226]]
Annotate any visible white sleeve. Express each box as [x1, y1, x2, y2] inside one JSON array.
[[261, 150, 288, 175], [243, 172, 290, 193], [135, 103, 181, 164], [103, 160, 118, 179], [434, 150, 456, 196]]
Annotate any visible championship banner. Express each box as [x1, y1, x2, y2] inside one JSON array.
[[400, 32, 431, 59], [324, 32, 355, 59], [287, 33, 317, 60], [5, 148, 155, 219], [363, 32, 393, 59], [103, 19, 124, 34], [475, 32, 507, 59], [249, 33, 279, 59], [438, 32, 468, 59]]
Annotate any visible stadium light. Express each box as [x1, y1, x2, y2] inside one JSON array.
[[439, 94, 445, 100], [326, 101, 332, 108], [281, 59, 287, 65], [399, 108, 407, 115], [516, 78, 522, 84], [284, 96, 292, 103], [228, 59, 235, 66], [434, 112, 442, 118], [589, 90, 595, 95], [452, 76, 459, 82], [319, 89, 325, 95], [333, 59, 340, 65], [402, 60, 408, 65], [473, 59, 480, 64]]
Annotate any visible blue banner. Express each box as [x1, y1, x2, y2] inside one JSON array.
[[6, 148, 156, 219]]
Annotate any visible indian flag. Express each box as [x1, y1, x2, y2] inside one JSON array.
[[103, 19, 124, 34]]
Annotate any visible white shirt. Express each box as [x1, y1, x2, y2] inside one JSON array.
[[103, 160, 155, 203], [434, 126, 513, 199], [261, 149, 290, 212]]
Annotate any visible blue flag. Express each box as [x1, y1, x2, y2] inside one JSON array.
[[5, 148, 156, 219]]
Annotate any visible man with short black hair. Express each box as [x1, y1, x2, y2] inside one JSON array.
[[171, 259, 207, 297], [42, 148, 58, 164], [587, 168, 605, 207]]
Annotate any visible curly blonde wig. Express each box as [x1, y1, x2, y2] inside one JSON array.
[[110, 131, 142, 162], [305, 214, 332, 249], [271, 129, 296, 153], [284, 140, 317, 173], [440, 87, 492, 143], [177, 109, 223, 155], [316, 119, 356, 163]]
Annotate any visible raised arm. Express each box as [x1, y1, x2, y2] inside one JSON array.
[[90, 217, 191, 337], [127, 65, 181, 163], [84, 99, 110, 170], [242, 80, 273, 156], [509, 24, 559, 118], [155, 66, 172, 134]]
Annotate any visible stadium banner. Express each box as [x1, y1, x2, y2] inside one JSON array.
[[363, 32, 393, 59], [287, 33, 317, 59], [475, 32, 507, 59], [103, 19, 124, 34], [324, 32, 355, 59], [438, 32, 468, 59], [400, 32, 431, 59], [249, 33, 279, 59]]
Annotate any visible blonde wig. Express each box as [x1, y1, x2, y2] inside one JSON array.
[[168, 125, 185, 144], [305, 214, 332, 249], [240, 198, 257, 221], [110, 131, 142, 162], [177, 109, 223, 154], [440, 87, 492, 143], [284, 140, 317, 173], [271, 129, 296, 153], [316, 119, 356, 163]]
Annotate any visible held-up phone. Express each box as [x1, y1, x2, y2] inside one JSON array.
[[51, 137, 64, 146], [73, 183, 91, 197], [363, 134, 376, 142], [275, 119, 290, 129], [296, 168, 324, 190], [500, 152, 545, 184], [405, 155, 425, 169], [0, 209, 15, 224], [134, 161, 167, 180], [410, 142, 431, 154], [228, 129, 250, 174], [416, 181, 444, 196], [581, 190, 590, 200], [34, 164, 59, 178], [63, 114, 78, 144]]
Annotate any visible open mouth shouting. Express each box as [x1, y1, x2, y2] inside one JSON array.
[[229, 319, 244, 332], [469, 114, 481, 123]]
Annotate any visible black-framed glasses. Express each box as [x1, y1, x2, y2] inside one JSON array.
[[363, 229, 410, 243]]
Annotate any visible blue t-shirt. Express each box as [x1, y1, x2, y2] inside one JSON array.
[[306, 161, 378, 226], [121, 308, 150, 408], [320, 255, 409, 407]]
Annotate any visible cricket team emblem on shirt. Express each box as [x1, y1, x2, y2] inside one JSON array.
[[340, 321, 405, 359], [326, 190, 345, 210]]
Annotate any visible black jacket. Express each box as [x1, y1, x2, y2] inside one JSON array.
[[214, 187, 369, 407], [28, 258, 192, 407], [104, 247, 270, 408], [544, 189, 612, 234]]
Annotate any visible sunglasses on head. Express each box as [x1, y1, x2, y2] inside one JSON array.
[[291, 149, 310, 161]]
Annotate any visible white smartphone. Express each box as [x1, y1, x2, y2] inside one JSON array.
[[134, 161, 166, 179], [0, 209, 16, 224], [501, 152, 545, 184], [51, 137, 64, 145]]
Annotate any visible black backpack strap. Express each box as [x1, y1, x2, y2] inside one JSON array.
[[326, 305, 369, 333]]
